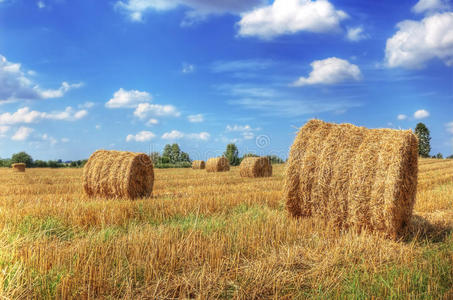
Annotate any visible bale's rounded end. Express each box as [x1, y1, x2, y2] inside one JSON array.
[[206, 157, 230, 172], [239, 157, 272, 178]]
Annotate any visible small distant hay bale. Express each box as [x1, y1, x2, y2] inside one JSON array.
[[206, 157, 230, 172], [284, 119, 419, 239], [12, 163, 26, 172], [83, 150, 154, 199], [239, 157, 272, 178], [192, 160, 205, 169]]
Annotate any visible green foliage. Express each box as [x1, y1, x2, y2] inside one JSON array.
[[151, 144, 191, 168], [435, 153, 443, 159], [447, 155, 453, 159], [0, 158, 12, 167], [224, 143, 240, 166], [154, 162, 192, 169], [11, 152, 33, 167], [415, 123, 431, 158], [267, 155, 285, 164]]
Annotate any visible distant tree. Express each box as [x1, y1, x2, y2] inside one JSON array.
[[224, 143, 240, 166], [242, 153, 259, 158], [435, 153, 443, 159], [180, 151, 191, 163], [415, 123, 431, 158], [11, 152, 33, 167], [0, 158, 12, 167], [34, 160, 48, 168], [149, 152, 161, 164], [267, 155, 285, 164], [447, 154, 453, 159]]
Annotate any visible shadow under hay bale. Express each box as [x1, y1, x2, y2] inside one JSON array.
[[206, 157, 230, 172], [284, 119, 419, 239], [239, 156, 272, 178], [192, 160, 205, 170], [12, 163, 26, 172], [402, 213, 453, 243], [83, 150, 154, 199]]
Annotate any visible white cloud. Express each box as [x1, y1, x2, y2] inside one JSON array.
[[414, 109, 430, 119], [412, 0, 451, 14], [0, 125, 9, 137], [133, 103, 180, 119], [146, 118, 159, 126], [445, 122, 453, 133], [105, 88, 152, 108], [237, 0, 348, 39], [187, 114, 204, 123], [41, 133, 58, 145], [126, 130, 156, 142], [61, 137, 70, 143], [226, 124, 260, 132], [346, 26, 368, 42], [161, 130, 210, 141], [37, 1, 45, 9], [0, 55, 82, 102], [115, 0, 265, 24], [292, 57, 362, 86], [385, 12, 453, 69], [182, 63, 195, 74], [79, 101, 95, 109], [12, 126, 33, 141], [397, 114, 408, 120], [0, 106, 88, 125]]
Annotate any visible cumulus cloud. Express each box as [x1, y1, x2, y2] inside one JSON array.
[[115, 0, 265, 24], [412, 0, 451, 14], [237, 0, 348, 39], [12, 126, 33, 141], [346, 26, 368, 42], [385, 12, 453, 69], [41, 133, 58, 145], [0, 55, 83, 102], [133, 103, 180, 119], [105, 88, 152, 108], [226, 124, 260, 140], [126, 130, 156, 142], [187, 114, 204, 123], [292, 57, 362, 86], [0, 106, 88, 125], [414, 109, 430, 119], [161, 130, 210, 140], [146, 118, 159, 126], [397, 114, 408, 120]]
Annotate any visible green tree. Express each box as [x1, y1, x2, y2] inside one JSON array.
[[149, 152, 161, 164], [224, 143, 240, 166], [267, 155, 285, 164], [435, 153, 443, 159], [180, 152, 191, 163], [170, 144, 181, 163], [447, 154, 453, 159], [34, 160, 48, 168], [11, 152, 33, 167], [415, 123, 431, 158]]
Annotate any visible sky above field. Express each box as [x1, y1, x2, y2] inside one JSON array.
[[0, 0, 452, 160]]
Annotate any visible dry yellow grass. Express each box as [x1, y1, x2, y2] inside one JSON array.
[[0, 159, 451, 299]]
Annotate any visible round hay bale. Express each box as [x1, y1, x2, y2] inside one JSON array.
[[192, 160, 205, 170], [206, 157, 230, 172], [12, 163, 26, 172], [83, 150, 154, 199], [284, 119, 418, 239], [239, 156, 272, 178]]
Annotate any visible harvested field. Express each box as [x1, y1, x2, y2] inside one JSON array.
[[0, 160, 451, 299]]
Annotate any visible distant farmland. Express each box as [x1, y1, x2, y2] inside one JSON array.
[[0, 160, 451, 299]]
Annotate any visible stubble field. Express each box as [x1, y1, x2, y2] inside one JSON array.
[[0, 159, 452, 299]]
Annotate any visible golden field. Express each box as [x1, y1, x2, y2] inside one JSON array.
[[0, 159, 452, 299]]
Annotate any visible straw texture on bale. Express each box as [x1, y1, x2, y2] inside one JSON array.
[[83, 150, 154, 199], [284, 119, 419, 239], [192, 160, 205, 170], [206, 157, 230, 172], [239, 157, 272, 178], [12, 163, 26, 172]]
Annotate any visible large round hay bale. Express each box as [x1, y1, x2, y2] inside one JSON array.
[[239, 156, 272, 178], [83, 150, 154, 199], [206, 157, 230, 172], [192, 160, 205, 169], [284, 119, 418, 239], [12, 163, 26, 172]]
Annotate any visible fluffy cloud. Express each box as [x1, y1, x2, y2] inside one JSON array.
[[105, 88, 152, 108], [41, 133, 58, 145], [126, 130, 156, 142], [445, 122, 453, 133], [385, 12, 453, 69], [237, 0, 348, 39], [147, 118, 159, 126], [133, 103, 180, 119], [161, 130, 210, 140], [414, 109, 430, 119], [292, 57, 362, 86], [187, 114, 204, 123], [0, 106, 88, 125], [12, 126, 33, 141], [226, 124, 260, 140], [346, 26, 368, 42], [412, 0, 451, 14], [182, 63, 195, 74], [0, 55, 82, 102], [115, 0, 265, 23], [397, 114, 408, 120]]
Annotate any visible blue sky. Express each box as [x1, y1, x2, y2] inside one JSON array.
[[0, 0, 452, 160]]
